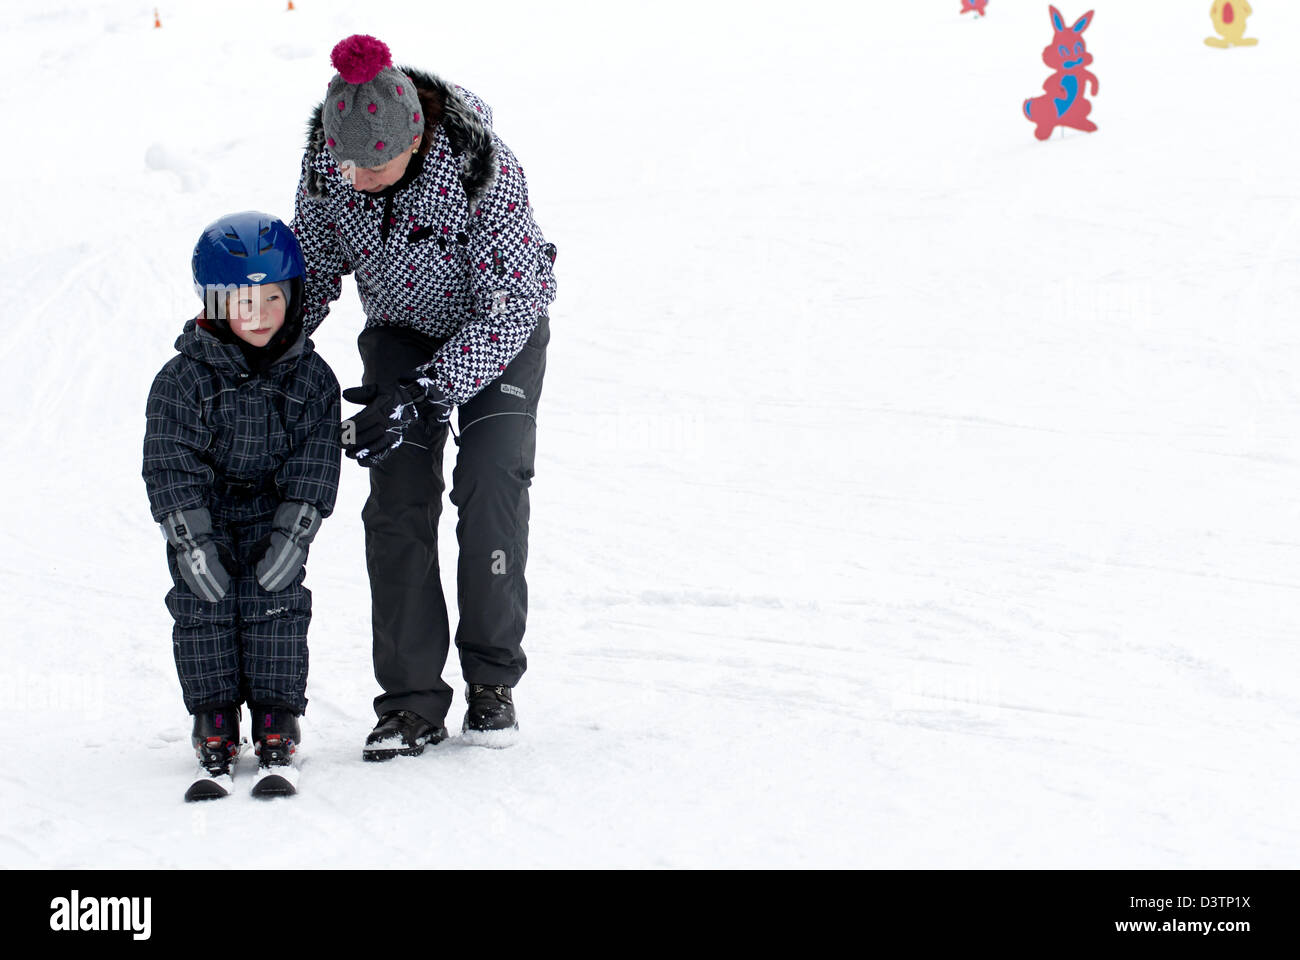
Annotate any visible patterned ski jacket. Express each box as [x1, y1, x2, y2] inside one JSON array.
[[143, 320, 342, 525], [292, 68, 557, 406]]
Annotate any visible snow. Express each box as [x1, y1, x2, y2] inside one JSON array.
[[459, 727, 521, 750], [1, 0, 1298, 868]]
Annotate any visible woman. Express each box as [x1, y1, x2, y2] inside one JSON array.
[[291, 35, 557, 759]]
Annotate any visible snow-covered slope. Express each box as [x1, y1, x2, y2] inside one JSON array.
[[1, 0, 1297, 867]]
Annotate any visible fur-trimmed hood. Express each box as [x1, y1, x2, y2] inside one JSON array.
[[303, 67, 498, 203]]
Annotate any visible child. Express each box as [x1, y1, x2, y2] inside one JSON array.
[[143, 211, 341, 801]]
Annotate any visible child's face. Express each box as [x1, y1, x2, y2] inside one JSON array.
[[225, 282, 287, 347]]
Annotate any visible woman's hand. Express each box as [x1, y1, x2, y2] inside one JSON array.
[[341, 376, 451, 467]]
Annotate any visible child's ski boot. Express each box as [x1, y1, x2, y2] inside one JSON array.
[[249, 704, 301, 798], [184, 704, 241, 802]]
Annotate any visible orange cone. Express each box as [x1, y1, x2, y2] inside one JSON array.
[[287, 1, 295, 9], [153, 8, 161, 28]]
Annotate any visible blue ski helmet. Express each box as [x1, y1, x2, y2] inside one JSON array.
[[192, 211, 305, 328]]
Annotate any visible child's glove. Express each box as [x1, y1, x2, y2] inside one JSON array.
[[255, 501, 323, 592], [341, 374, 452, 468], [161, 507, 231, 602]]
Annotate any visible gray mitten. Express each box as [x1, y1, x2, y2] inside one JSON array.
[[256, 502, 322, 592], [161, 507, 231, 603]]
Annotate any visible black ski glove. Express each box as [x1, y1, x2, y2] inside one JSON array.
[[161, 507, 232, 603], [341, 372, 451, 468], [255, 501, 323, 592]]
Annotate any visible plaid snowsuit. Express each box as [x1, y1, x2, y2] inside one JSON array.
[[143, 320, 341, 714]]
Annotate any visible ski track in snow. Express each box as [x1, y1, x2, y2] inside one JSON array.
[[0, 0, 1298, 867]]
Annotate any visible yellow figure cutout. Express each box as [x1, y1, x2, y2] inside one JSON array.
[[1206, 1, 1258, 47]]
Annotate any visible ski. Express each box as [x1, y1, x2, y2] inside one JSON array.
[[250, 763, 299, 797], [184, 738, 243, 803], [250, 732, 299, 798], [184, 769, 235, 802]]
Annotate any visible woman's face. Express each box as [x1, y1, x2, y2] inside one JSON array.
[[341, 134, 422, 192]]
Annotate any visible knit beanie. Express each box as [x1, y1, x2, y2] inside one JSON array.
[[322, 35, 423, 167]]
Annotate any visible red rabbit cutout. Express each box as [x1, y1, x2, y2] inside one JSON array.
[[1023, 6, 1099, 141]]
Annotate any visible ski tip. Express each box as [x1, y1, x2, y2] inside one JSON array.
[[250, 774, 297, 798], [184, 779, 232, 802]]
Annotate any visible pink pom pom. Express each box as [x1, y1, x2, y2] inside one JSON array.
[[331, 35, 392, 85], [396, 85, 404, 95], [375, 141, 386, 150], [413, 111, 420, 122], [368, 103, 377, 114], [327, 137, 335, 147]]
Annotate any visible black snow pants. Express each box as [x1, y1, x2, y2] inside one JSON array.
[[358, 317, 548, 725], [166, 500, 312, 715]]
